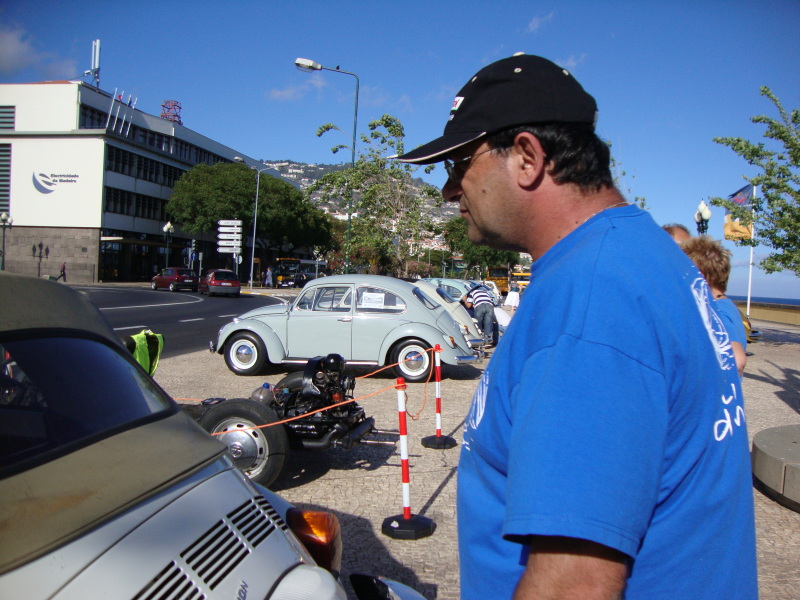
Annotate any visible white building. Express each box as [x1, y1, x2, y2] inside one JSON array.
[[0, 80, 290, 282]]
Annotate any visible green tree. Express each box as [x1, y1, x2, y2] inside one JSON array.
[[167, 162, 332, 255], [443, 217, 520, 275], [311, 114, 441, 276], [710, 87, 800, 276]]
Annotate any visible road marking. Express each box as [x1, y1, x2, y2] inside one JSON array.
[[99, 295, 204, 311], [179, 318, 205, 323], [113, 325, 149, 331], [219, 314, 239, 318]]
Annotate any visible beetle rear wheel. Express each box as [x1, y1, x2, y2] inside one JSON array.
[[392, 339, 432, 383]]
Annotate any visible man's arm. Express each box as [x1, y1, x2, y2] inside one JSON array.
[[731, 341, 747, 377], [513, 536, 628, 600]]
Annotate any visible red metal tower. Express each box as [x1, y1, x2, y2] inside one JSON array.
[[160, 100, 183, 125]]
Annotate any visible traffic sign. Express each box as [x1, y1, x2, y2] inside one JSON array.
[[217, 239, 241, 246], [217, 247, 242, 254], [218, 226, 242, 233], [218, 219, 242, 226], [217, 232, 241, 240]]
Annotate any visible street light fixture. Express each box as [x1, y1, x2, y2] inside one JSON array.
[[0, 212, 12, 271], [294, 57, 359, 274], [694, 200, 712, 235], [234, 157, 271, 290], [162, 221, 174, 269]]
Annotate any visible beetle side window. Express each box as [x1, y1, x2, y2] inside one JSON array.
[[313, 287, 351, 312], [356, 287, 406, 314], [296, 288, 318, 310]]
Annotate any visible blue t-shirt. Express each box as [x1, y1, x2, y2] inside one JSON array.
[[457, 205, 757, 600], [715, 297, 748, 349]]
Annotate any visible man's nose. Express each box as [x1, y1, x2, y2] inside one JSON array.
[[442, 177, 462, 203]]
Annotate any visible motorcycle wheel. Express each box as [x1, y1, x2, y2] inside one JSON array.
[[391, 339, 432, 383], [198, 399, 288, 487], [224, 332, 268, 376]]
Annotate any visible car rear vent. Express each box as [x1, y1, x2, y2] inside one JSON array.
[[133, 496, 284, 597], [132, 561, 206, 600]]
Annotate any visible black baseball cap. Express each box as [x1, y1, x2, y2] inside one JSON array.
[[397, 53, 598, 164]]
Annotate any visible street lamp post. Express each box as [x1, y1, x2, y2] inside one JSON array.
[[294, 57, 359, 274], [694, 200, 712, 235], [0, 212, 12, 271], [163, 221, 174, 269], [235, 157, 271, 290]]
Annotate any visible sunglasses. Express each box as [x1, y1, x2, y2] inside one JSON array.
[[443, 147, 497, 182]]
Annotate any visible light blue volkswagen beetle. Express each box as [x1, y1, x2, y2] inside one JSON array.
[[211, 275, 479, 382]]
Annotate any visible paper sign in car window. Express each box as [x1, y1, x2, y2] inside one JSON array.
[[361, 292, 385, 309]]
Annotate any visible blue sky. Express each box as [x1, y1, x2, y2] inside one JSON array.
[[2, 0, 799, 299]]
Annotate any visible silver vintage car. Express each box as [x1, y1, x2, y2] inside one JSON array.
[[212, 274, 478, 382], [0, 272, 424, 600]]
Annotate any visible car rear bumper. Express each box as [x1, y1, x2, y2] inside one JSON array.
[[454, 354, 479, 365]]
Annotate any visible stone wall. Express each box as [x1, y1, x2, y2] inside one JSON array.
[[0, 226, 100, 283]]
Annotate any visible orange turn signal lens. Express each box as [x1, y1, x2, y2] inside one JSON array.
[[286, 508, 343, 574]]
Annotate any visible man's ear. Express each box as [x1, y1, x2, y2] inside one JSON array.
[[512, 132, 546, 188]]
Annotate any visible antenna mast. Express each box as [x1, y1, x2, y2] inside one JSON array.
[[83, 39, 101, 87]]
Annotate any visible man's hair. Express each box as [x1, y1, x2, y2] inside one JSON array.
[[681, 236, 732, 292], [487, 123, 614, 193], [663, 223, 691, 237]]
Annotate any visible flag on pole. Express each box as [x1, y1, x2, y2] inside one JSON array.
[[723, 184, 755, 240]]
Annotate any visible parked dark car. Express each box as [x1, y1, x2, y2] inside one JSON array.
[[151, 267, 198, 292], [0, 272, 424, 600], [199, 269, 241, 297]]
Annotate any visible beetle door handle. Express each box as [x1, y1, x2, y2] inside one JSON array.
[[338, 317, 352, 322]]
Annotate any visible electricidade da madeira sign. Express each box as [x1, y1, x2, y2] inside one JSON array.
[[217, 219, 242, 254], [32, 172, 81, 194]]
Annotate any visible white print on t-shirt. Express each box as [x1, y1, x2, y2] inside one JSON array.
[[690, 276, 736, 372], [463, 369, 489, 452], [715, 382, 746, 441]]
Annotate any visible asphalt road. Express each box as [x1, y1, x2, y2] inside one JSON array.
[[79, 286, 283, 358]]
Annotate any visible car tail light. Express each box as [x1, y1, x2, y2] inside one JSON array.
[[286, 508, 343, 574]]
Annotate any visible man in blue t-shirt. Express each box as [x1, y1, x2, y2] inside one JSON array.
[[398, 55, 757, 600]]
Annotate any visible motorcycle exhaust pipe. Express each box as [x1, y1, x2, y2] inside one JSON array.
[[294, 422, 348, 451], [336, 417, 376, 451]]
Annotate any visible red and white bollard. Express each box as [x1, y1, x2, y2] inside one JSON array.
[[422, 345, 457, 449], [382, 377, 436, 540]]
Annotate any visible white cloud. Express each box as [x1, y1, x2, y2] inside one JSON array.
[[0, 24, 37, 74], [527, 11, 555, 34], [269, 74, 326, 101], [557, 54, 587, 72], [0, 24, 79, 80]]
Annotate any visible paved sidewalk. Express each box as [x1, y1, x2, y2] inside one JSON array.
[[154, 318, 800, 599]]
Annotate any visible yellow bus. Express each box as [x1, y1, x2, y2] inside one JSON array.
[[510, 269, 531, 292], [274, 258, 327, 288], [485, 266, 510, 294]]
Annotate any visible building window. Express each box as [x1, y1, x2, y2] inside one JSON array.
[[0, 107, 15, 130], [0, 144, 10, 212], [104, 186, 166, 222], [79, 105, 107, 129]]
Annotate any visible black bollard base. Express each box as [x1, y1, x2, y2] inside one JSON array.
[[421, 434, 457, 449], [381, 514, 436, 540]]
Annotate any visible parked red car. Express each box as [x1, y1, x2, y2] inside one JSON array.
[[151, 267, 198, 292], [199, 269, 241, 297]]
